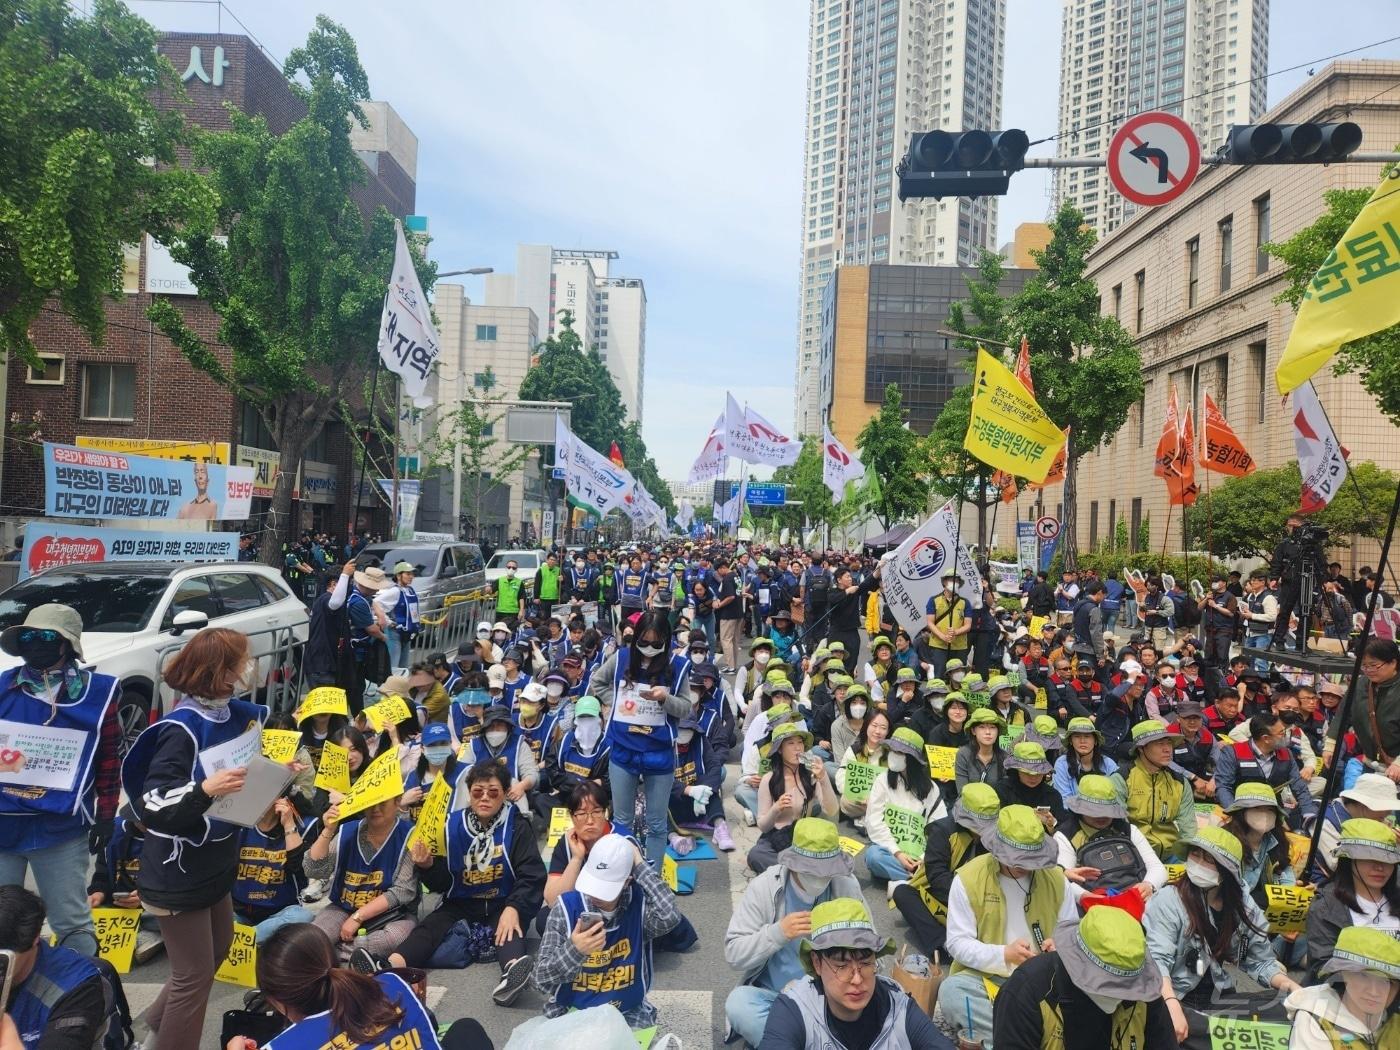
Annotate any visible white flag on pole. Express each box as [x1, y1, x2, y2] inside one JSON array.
[[686, 414, 729, 485], [555, 416, 632, 519], [376, 221, 440, 408], [725, 393, 800, 467], [880, 499, 982, 636], [1291, 381, 1350, 513], [676, 498, 694, 528], [822, 425, 865, 501]]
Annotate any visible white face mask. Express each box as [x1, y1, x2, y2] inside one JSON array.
[[849, 703, 868, 719], [637, 644, 664, 658], [1159, 676, 1176, 690], [691, 652, 705, 664], [1185, 858, 1220, 889], [677, 728, 695, 745], [546, 682, 565, 698], [1085, 992, 1122, 1015], [505, 569, 516, 578], [790, 871, 832, 902], [493, 632, 508, 643], [575, 720, 601, 749], [1245, 809, 1277, 833], [485, 729, 509, 748], [575, 561, 585, 570], [951, 671, 965, 683], [887, 752, 908, 773], [755, 651, 770, 664]]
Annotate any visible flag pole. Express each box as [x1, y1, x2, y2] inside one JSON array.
[[352, 351, 385, 542], [1314, 389, 1400, 597]]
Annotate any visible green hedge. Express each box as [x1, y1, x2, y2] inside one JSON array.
[[1047, 548, 1228, 583]]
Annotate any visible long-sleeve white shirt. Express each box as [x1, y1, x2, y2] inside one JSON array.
[[1053, 824, 1168, 901], [864, 775, 946, 855], [945, 869, 1079, 977]]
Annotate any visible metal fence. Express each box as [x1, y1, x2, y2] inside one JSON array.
[[410, 590, 494, 666], [154, 619, 308, 719]]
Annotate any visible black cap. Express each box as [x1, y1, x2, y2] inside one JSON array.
[[1176, 700, 1204, 718]]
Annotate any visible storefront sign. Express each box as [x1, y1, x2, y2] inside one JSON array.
[[44, 442, 252, 521], [300, 461, 338, 505], [21, 522, 238, 579], [77, 436, 231, 465], [235, 445, 281, 499]]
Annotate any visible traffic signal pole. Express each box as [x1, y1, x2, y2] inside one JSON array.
[[1018, 152, 1400, 168]]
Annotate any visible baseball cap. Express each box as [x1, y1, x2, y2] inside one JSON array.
[[421, 722, 452, 746], [575, 833, 636, 901]]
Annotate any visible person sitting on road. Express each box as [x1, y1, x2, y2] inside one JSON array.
[[1285, 925, 1400, 1050], [1051, 716, 1118, 802], [862, 728, 946, 892], [997, 741, 1067, 830], [467, 704, 539, 817], [757, 897, 952, 1050], [1311, 773, 1400, 884], [1304, 817, 1400, 983], [232, 797, 314, 943], [954, 707, 1006, 792], [722, 818, 864, 1048], [1113, 720, 1195, 861], [1054, 773, 1166, 903], [834, 709, 889, 823], [1220, 783, 1296, 903], [750, 723, 838, 875], [669, 713, 732, 852]]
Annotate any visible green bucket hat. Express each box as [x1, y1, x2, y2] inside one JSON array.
[[953, 782, 1002, 832], [827, 641, 848, 655], [1004, 741, 1052, 776], [770, 720, 814, 751], [1023, 715, 1064, 756], [1336, 817, 1400, 865], [895, 666, 918, 684], [1320, 925, 1400, 982], [778, 817, 855, 879], [829, 673, 854, 690], [944, 658, 965, 674], [1064, 716, 1104, 744], [1056, 906, 1162, 1001], [845, 683, 870, 701], [1225, 783, 1286, 822], [765, 703, 797, 726], [870, 634, 893, 652], [1183, 826, 1244, 885], [766, 677, 796, 699], [749, 637, 775, 654], [1129, 719, 1184, 751], [981, 804, 1060, 870], [886, 726, 928, 763], [987, 675, 1012, 696], [942, 691, 970, 715], [810, 647, 831, 665], [927, 678, 950, 695], [966, 707, 1006, 731], [1067, 774, 1127, 820], [962, 672, 987, 693], [799, 897, 896, 975]]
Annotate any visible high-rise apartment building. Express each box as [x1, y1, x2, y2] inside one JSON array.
[[1055, 0, 1268, 235], [486, 246, 647, 424], [794, 0, 1008, 439]]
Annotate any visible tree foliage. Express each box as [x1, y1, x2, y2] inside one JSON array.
[[855, 384, 926, 531], [1266, 181, 1400, 425], [147, 16, 413, 564], [1184, 461, 1400, 559], [0, 0, 215, 363], [771, 437, 836, 530]]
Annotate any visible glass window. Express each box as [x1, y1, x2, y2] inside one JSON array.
[[1254, 194, 1271, 274], [1186, 237, 1199, 307], [210, 573, 269, 614], [81, 364, 136, 422], [475, 325, 498, 341], [1134, 270, 1146, 332], [162, 576, 218, 627], [0, 573, 169, 633], [1219, 216, 1233, 292]]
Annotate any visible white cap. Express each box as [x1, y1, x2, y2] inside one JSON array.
[[476, 621, 492, 636], [575, 833, 635, 901], [487, 664, 507, 687], [520, 681, 548, 704]]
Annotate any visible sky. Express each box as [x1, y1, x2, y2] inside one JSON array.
[[129, 0, 1400, 483]]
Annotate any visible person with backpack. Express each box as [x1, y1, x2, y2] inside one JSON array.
[[1114, 720, 1196, 862], [1055, 774, 1166, 900]]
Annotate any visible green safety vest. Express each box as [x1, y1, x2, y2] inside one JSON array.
[[1038, 997, 1149, 1050], [537, 564, 561, 601], [1125, 761, 1188, 860], [495, 575, 525, 614], [951, 853, 1065, 981]]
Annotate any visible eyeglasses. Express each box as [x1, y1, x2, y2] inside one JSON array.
[[17, 629, 61, 645], [573, 807, 606, 820], [817, 951, 877, 980]]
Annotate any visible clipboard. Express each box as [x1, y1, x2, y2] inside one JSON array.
[[206, 755, 295, 828]]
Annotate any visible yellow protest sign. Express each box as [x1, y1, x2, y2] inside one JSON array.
[[926, 745, 959, 783], [261, 729, 302, 764], [661, 852, 678, 892], [1264, 883, 1314, 935], [547, 806, 571, 849], [1286, 831, 1310, 878], [837, 836, 866, 858], [1276, 171, 1400, 394], [1033, 687, 1048, 711], [91, 908, 141, 973], [215, 923, 258, 987], [336, 747, 405, 819], [314, 741, 351, 795], [983, 975, 1001, 1002], [964, 346, 1067, 483], [363, 695, 412, 732], [298, 686, 348, 720], [406, 773, 453, 858], [1164, 864, 1185, 883]]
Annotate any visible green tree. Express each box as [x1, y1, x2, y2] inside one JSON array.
[[1184, 461, 1400, 559], [772, 437, 836, 531], [517, 313, 627, 452], [0, 0, 215, 363], [148, 17, 416, 565], [856, 384, 925, 531], [1011, 202, 1144, 570], [1267, 180, 1400, 424]]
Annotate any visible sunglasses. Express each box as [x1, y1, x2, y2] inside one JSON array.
[[17, 628, 61, 646]]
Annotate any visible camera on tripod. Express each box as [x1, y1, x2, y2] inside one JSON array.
[[1294, 523, 1330, 548]]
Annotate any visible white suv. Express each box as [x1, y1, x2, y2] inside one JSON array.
[[0, 561, 309, 752]]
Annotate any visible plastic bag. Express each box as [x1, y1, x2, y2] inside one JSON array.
[[891, 943, 942, 1018], [503, 1005, 639, 1050]]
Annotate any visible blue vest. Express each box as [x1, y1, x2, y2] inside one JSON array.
[[403, 762, 464, 823], [604, 649, 677, 764], [555, 888, 650, 1015], [619, 569, 649, 605], [501, 674, 528, 711], [651, 570, 675, 608], [470, 734, 522, 780], [391, 586, 420, 632], [449, 702, 483, 744], [264, 972, 441, 1050], [517, 710, 558, 768], [9, 943, 101, 1050], [121, 698, 265, 846], [233, 821, 302, 913], [554, 730, 609, 783], [444, 805, 517, 901], [329, 816, 412, 913], [104, 814, 144, 895], [0, 667, 117, 828], [347, 592, 375, 656], [674, 737, 710, 785]]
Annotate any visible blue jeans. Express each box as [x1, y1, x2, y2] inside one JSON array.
[[0, 832, 96, 955], [939, 971, 996, 1044], [249, 904, 315, 944], [387, 631, 415, 671], [1246, 633, 1272, 671], [863, 844, 911, 882], [609, 763, 673, 869], [725, 985, 779, 1047], [1102, 607, 1120, 636], [735, 781, 760, 820]]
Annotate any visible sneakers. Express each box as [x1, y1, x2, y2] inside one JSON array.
[[887, 879, 909, 901], [349, 946, 385, 975], [492, 955, 534, 1005], [713, 819, 735, 853], [741, 808, 756, 828]]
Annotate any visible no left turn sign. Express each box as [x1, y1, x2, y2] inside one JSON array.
[[1035, 516, 1060, 541], [1107, 111, 1201, 208]]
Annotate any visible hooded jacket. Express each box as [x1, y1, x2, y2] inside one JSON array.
[[724, 864, 863, 986]]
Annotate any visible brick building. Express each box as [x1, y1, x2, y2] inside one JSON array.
[[0, 33, 418, 547]]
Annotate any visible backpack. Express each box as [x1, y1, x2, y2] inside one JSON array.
[[806, 569, 830, 609], [1076, 830, 1147, 892], [91, 956, 135, 1050], [1174, 593, 1199, 628]]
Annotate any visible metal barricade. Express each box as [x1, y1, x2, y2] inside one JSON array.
[[411, 589, 493, 665], [154, 619, 309, 718]]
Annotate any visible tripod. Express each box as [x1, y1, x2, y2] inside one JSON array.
[[1294, 557, 1317, 655]]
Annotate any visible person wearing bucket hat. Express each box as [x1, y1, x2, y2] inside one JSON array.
[[344, 565, 390, 712], [1312, 772, 1400, 883], [942, 655, 968, 690], [863, 728, 947, 891], [998, 742, 1068, 830], [1143, 825, 1298, 1044], [1288, 925, 1400, 1049], [1220, 783, 1295, 901], [723, 819, 862, 1047], [920, 689, 969, 752], [0, 602, 121, 958], [1118, 720, 1195, 861], [937, 805, 1079, 1042], [1021, 714, 1065, 761], [987, 674, 1029, 729], [955, 706, 1007, 793], [538, 696, 610, 812], [735, 637, 777, 720], [749, 721, 836, 875], [1056, 774, 1166, 899], [817, 683, 864, 772], [993, 905, 1178, 1050], [1051, 716, 1119, 802], [891, 781, 1001, 956], [862, 634, 899, 706], [758, 896, 946, 1050], [1305, 817, 1400, 985], [884, 666, 922, 726]]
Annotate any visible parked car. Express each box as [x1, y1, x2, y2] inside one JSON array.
[[484, 549, 547, 595], [357, 541, 486, 603], [0, 562, 310, 753]]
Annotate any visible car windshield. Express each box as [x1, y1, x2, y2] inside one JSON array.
[[488, 552, 538, 570], [0, 574, 172, 633], [363, 547, 436, 576]]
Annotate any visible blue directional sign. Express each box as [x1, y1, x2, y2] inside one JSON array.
[[731, 482, 787, 506]]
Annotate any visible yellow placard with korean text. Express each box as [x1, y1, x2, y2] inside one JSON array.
[[261, 729, 302, 764], [77, 436, 231, 464], [336, 748, 405, 819], [363, 695, 412, 732], [661, 852, 678, 892], [215, 923, 258, 987], [1028, 616, 1050, 640], [298, 686, 348, 720], [926, 745, 959, 783], [837, 836, 866, 858], [314, 740, 351, 795], [92, 908, 141, 973], [1264, 883, 1314, 935], [406, 773, 453, 858], [547, 806, 571, 849]]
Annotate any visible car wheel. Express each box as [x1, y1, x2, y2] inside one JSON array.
[[117, 686, 152, 756]]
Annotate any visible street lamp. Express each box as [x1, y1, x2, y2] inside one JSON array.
[[437, 267, 494, 277]]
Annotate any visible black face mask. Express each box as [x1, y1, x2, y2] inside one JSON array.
[[20, 639, 66, 671], [1280, 711, 1303, 726]]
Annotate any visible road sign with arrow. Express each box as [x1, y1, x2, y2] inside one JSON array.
[[1107, 111, 1201, 207]]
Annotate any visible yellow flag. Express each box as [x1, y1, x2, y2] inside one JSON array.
[[1276, 170, 1400, 393], [963, 346, 1067, 483]]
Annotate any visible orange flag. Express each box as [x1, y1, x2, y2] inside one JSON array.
[[1168, 408, 1200, 506], [608, 441, 625, 469], [1014, 336, 1034, 393], [991, 469, 1018, 504], [1028, 426, 1069, 490], [1201, 394, 1255, 477], [1154, 385, 1181, 481]]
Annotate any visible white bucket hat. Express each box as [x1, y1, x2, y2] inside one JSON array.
[[1341, 773, 1400, 812]]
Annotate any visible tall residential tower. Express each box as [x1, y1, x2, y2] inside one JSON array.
[[1055, 0, 1269, 235], [793, 0, 1008, 438]]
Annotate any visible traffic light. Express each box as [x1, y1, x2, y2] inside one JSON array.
[[1223, 122, 1362, 165], [897, 129, 1030, 200]]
